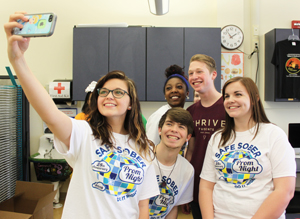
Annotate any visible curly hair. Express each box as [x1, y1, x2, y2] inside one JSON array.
[[163, 64, 189, 94]]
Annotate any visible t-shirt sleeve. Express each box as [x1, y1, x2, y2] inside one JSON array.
[[138, 162, 160, 201], [176, 164, 194, 205], [200, 134, 218, 183], [146, 114, 160, 146], [186, 105, 196, 137], [269, 126, 296, 178], [54, 118, 90, 168]]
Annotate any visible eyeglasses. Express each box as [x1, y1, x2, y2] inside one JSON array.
[[97, 88, 129, 99]]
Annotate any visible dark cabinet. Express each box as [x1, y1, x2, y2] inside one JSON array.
[[146, 27, 221, 101], [147, 28, 184, 101], [109, 28, 146, 101], [73, 27, 221, 101], [184, 28, 221, 94], [73, 28, 109, 101], [265, 28, 300, 101]]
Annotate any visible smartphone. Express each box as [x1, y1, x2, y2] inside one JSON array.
[[13, 13, 57, 37]]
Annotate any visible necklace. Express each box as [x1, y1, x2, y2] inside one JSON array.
[[156, 155, 177, 188]]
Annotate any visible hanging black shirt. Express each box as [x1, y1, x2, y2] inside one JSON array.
[[272, 39, 300, 99]]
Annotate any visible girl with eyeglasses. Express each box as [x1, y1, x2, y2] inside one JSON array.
[[5, 12, 159, 219]]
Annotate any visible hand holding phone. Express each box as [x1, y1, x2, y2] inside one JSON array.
[[13, 13, 57, 37]]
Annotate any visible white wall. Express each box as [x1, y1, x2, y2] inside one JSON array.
[[0, 0, 300, 185]]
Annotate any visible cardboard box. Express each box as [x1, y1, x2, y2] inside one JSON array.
[[0, 181, 57, 219]]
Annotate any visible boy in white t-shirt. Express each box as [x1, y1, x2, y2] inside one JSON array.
[[149, 108, 194, 219]]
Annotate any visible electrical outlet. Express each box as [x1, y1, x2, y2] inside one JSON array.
[[253, 36, 259, 50], [254, 42, 259, 53]]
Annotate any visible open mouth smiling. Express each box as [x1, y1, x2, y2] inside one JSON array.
[[104, 103, 116, 107], [170, 96, 180, 100], [167, 135, 179, 140], [193, 81, 203, 86]]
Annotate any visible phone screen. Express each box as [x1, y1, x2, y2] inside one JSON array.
[[14, 13, 56, 36]]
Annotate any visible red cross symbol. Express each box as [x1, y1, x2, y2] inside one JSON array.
[[54, 83, 65, 94]]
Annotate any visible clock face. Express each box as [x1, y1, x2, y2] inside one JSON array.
[[221, 25, 244, 50]]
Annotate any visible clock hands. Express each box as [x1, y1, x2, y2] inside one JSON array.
[[231, 33, 238, 38], [226, 30, 240, 39], [228, 32, 239, 39], [226, 32, 236, 39]]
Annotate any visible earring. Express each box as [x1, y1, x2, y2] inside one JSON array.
[[186, 96, 189, 99], [128, 106, 132, 110]]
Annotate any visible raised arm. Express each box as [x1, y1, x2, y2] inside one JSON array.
[[4, 12, 72, 148]]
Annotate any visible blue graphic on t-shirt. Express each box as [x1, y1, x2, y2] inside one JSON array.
[[149, 181, 175, 218], [216, 149, 262, 187], [92, 149, 144, 198]]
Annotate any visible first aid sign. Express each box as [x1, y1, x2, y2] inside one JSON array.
[[49, 82, 71, 99]]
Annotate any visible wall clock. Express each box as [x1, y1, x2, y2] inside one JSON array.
[[221, 25, 244, 50]]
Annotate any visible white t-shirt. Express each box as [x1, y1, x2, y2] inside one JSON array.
[[149, 155, 194, 219], [201, 123, 296, 219], [54, 118, 160, 219], [146, 104, 171, 146]]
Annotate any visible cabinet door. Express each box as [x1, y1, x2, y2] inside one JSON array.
[[147, 28, 184, 101], [184, 28, 222, 93], [109, 28, 146, 101], [73, 28, 109, 101]]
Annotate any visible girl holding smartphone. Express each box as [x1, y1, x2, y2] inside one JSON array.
[[5, 12, 159, 219]]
